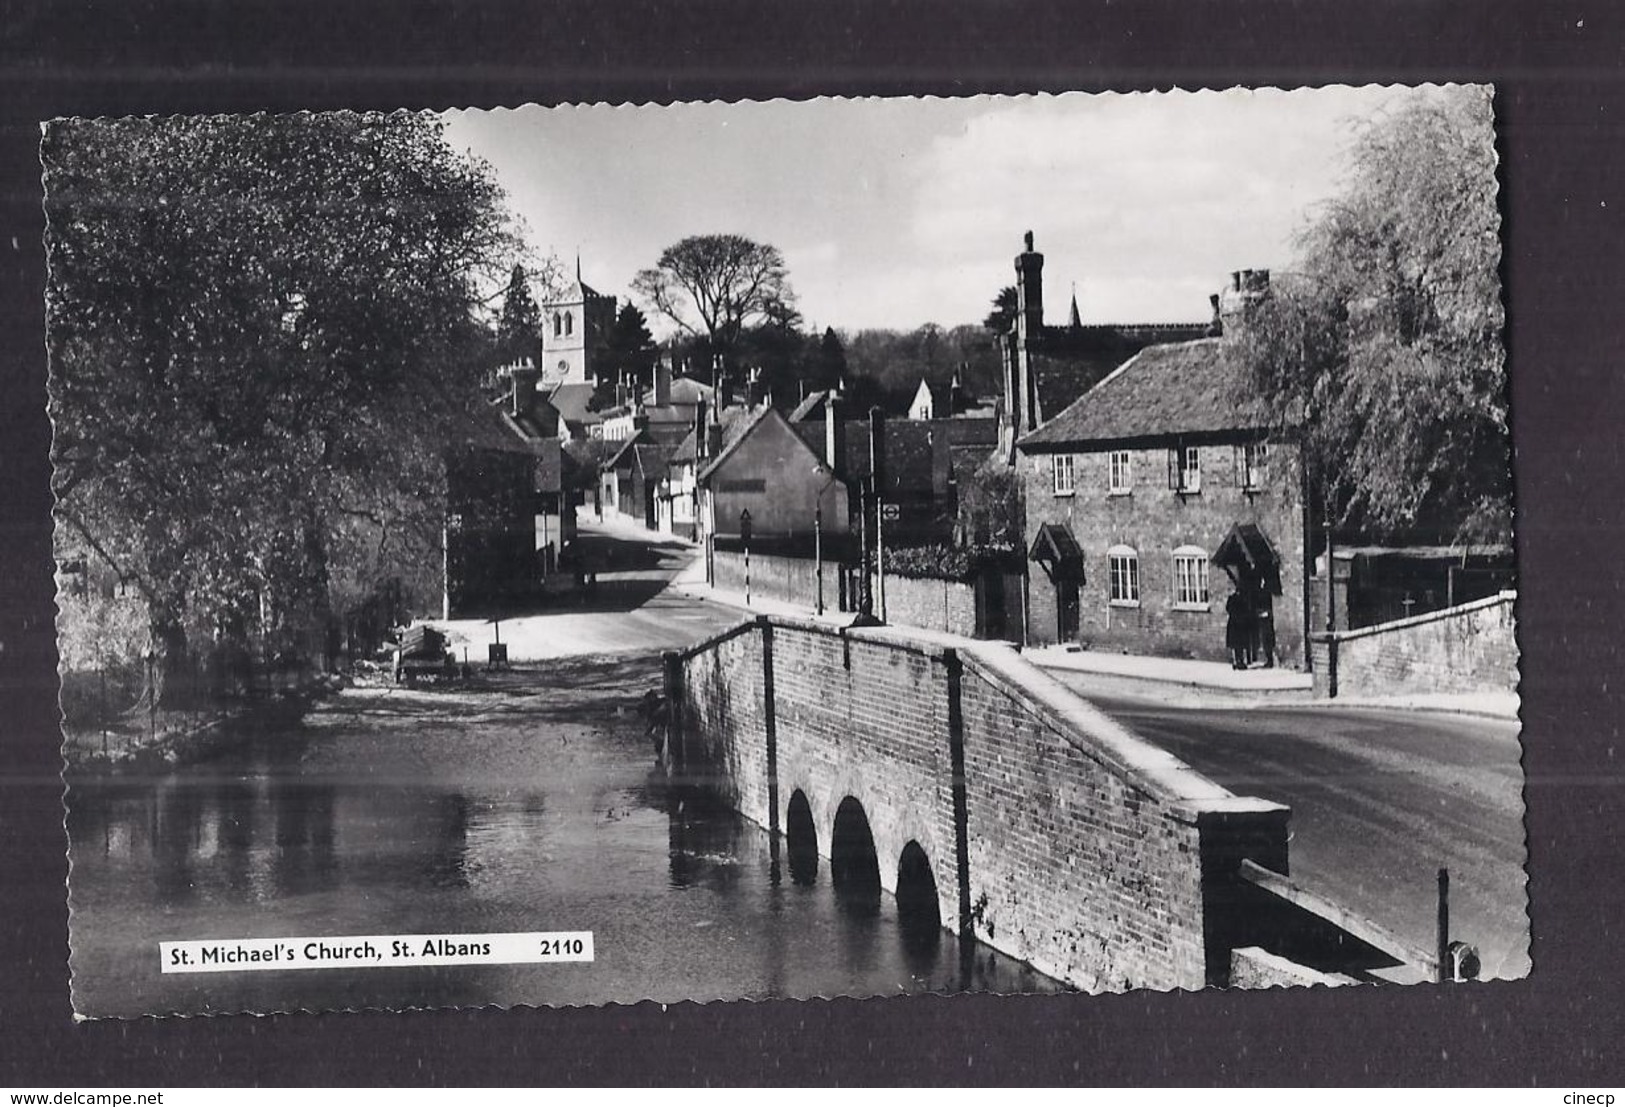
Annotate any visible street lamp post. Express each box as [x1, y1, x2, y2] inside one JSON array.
[[814, 500, 823, 615], [811, 463, 839, 616]]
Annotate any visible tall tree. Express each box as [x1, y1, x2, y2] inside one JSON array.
[[983, 285, 1018, 335], [45, 112, 519, 699], [632, 234, 794, 374], [588, 302, 658, 412], [496, 263, 542, 361], [1237, 87, 1507, 544], [816, 327, 848, 390]]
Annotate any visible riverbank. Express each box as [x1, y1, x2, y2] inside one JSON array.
[[61, 676, 342, 777]]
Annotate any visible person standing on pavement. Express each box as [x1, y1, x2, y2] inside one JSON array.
[[1225, 590, 1249, 670]]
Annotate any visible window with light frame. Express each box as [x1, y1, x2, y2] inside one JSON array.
[[1108, 545, 1140, 606], [1173, 545, 1210, 609], [1108, 450, 1132, 495], [1052, 454, 1075, 496]]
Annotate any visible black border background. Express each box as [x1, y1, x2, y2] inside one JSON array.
[[3, 0, 1622, 1087]]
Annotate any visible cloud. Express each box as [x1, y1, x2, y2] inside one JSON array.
[[905, 87, 1411, 320]]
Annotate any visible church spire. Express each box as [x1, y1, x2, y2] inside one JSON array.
[[1068, 282, 1082, 329]]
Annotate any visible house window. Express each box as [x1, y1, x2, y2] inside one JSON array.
[[1052, 454, 1075, 496], [1242, 441, 1269, 491], [1108, 450, 1132, 495], [563, 311, 574, 337], [1168, 444, 1201, 494], [552, 313, 563, 337], [1173, 546, 1210, 609], [1108, 545, 1140, 606]]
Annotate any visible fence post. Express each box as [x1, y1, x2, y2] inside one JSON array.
[[943, 648, 972, 943], [661, 649, 685, 776], [1436, 867, 1450, 984]]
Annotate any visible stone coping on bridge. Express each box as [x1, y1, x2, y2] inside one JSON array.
[[1309, 589, 1517, 644], [680, 611, 1287, 828]]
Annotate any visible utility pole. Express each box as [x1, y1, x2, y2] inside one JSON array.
[[870, 406, 887, 623], [814, 499, 824, 616]]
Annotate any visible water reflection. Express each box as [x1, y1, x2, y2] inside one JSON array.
[[67, 693, 1064, 1016]]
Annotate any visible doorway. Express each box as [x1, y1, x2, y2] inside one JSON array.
[[1056, 569, 1081, 643]]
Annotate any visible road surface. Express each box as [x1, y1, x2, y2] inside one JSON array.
[[435, 518, 737, 661], [443, 518, 1530, 981], [1050, 673, 1530, 981]]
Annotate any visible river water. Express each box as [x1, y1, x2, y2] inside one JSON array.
[[67, 654, 1060, 1017]]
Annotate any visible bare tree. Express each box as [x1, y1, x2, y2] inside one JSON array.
[[632, 234, 794, 371]]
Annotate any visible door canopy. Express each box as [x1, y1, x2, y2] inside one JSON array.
[[1214, 522, 1283, 594], [1029, 522, 1084, 579]]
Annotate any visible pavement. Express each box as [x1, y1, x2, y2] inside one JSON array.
[[661, 531, 1519, 722], [427, 509, 1519, 722]]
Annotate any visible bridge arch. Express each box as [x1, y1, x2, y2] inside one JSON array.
[[785, 789, 819, 886], [896, 840, 943, 957], [830, 796, 882, 915]]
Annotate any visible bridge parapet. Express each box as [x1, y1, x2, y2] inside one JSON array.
[[665, 613, 1291, 991]]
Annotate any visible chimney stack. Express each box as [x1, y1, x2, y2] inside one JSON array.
[[824, 389, 845, 471], [1012, 231, 1046, 434], [507, 358, 541, 418], [654, 356, 672, 407], [1218, 267, 1272, 335], [693, 398, 709, 459]]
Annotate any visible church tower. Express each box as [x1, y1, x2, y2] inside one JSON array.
[[540, 259, 616, 387]]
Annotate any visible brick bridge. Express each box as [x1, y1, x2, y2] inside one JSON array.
[[662, 614, 1423, 991]]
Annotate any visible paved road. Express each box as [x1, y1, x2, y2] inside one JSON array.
[[442, 519, 1529, 981], [1051, 673, 1531, 981], [436, 520, 740, 660]]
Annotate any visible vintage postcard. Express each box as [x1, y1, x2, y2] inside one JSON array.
[[48, 87, 1523, 1018]]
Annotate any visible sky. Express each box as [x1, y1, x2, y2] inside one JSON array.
[[442, 86, 1434, 335]]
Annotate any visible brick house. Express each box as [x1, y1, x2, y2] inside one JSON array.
[[1016, 314, 1310, 669], [788, 390, 998, 548], [697, 404, 851, 546]]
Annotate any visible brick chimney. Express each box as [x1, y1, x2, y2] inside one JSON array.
[[506, 358, 541, 418], [824, 389, 845, 472], [654, 355, 672, 407], [1217, 268, 1271, 335], [1011, 230, 1045, 434]]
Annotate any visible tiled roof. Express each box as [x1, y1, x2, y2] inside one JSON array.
[[546, 382, 602, 430], [633, 443, 674, 479], [790, 417, 990, 495], [697, 406, 779, 482], [788, 390, 830, 423], [460, 402, 544, 456], [1025, 322, 1212, 427], [1019, 337, 1273, 449]]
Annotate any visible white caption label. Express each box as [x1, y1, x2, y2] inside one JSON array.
[[160, 931, 594, 973]]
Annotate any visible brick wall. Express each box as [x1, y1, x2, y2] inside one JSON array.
[[881, 575, 978, 638], [712, 550, 847, 611], [1312, 591, 1519, 699], [1021, 441, 1309, 669], [668, 613, 1292, 991]]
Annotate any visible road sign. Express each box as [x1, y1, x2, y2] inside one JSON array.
[[880, 503, 901, 522]]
